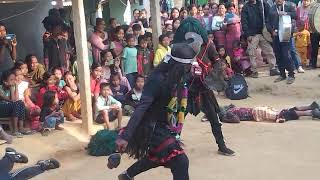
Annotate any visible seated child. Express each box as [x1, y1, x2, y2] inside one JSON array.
[[95, 83, 122, 130], [110, 73, 129, 105], [14, 68, 41, 130], [62, 72, 81, 122], [40, 91, 64, 136], [101, 50, 115, 81], [219, 102, 320, 123], [221, 59, 234, 80], [90, 63, 103, 100], [53, 67, 66, 88], [100, 51, 131, 90], [124, 75, 144, 115], [231, 40, 251, 75], [36, 72, 68, 108], [14, 61, 32, 84], [0, 71, 31, 137]]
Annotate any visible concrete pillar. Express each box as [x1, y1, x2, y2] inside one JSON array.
[[150, 0, 162, 49], [72, 0, 93, 134]]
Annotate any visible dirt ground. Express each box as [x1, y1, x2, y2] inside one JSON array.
[[1, 69, 320, 180]]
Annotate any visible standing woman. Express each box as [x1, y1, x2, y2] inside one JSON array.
[[89, 18, 109, 64], [212, 4, 227, 48], [224, 3, 241, 57]]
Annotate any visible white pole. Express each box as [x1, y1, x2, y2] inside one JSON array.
[[72, 0, 93, 134]]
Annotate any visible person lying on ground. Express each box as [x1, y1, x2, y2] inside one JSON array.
[[0, 147, 60, 180], [219, 102, 320, 123]]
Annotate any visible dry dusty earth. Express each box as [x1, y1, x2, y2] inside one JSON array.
[[1, 69, 320, 180]]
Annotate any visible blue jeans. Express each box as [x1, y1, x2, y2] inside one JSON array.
[[290, 38, 302, 69], [44, 114, 64, 129]]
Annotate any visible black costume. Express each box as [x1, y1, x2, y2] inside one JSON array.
[[117, 18, 234, 180]]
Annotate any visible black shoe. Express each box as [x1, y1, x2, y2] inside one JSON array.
[[274, 76, 286, 83], [5, 148, 28, 163], [250, 72, 258, 78], [37, 158, 60, 170], [310, 101, 320, 110], [270, 69, 280, 76], [286, 77, 295, 84], [118, 172, 134, 180], [218, 146, 235, 156], [107, 153, 121, 169], [312, 109, 320, 119]]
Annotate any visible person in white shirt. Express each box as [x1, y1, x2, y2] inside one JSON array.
[[95, 82, 122, 130]]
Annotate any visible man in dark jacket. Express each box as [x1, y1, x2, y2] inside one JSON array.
[[268, 0, 296, 84], [241, 0, 279, 78]]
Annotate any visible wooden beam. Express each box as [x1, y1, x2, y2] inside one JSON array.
[[150, 0, 162, 49], [72, 0, 93, 134]]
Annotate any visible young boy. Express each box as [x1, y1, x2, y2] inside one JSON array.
[[137, 35, 154, 77], [122, 35, 138, 87], [153, 34, 171, 67], [110, 73, 129, 105], [294, 21, 310, 67], [144, 32, 153, 50], [219, 102, 320, 123], [124, 75, 144, 115], [95, 83, 122, 130], [132, 24, 142, 46]]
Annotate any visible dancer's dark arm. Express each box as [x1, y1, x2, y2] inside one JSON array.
[[120, 76, 161, 141]]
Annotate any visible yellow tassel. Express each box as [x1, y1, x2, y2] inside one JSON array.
[[178, 112, 184, 123], [181, 98, 187, 108], [168, 97, 177, 109]]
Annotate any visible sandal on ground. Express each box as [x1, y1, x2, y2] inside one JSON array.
[[12, 132, 23, 138], [41, 128, 50, 136]]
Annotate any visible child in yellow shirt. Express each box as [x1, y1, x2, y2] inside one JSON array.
[[293, 22, 311, 67], [153, 34, 171, 67]]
